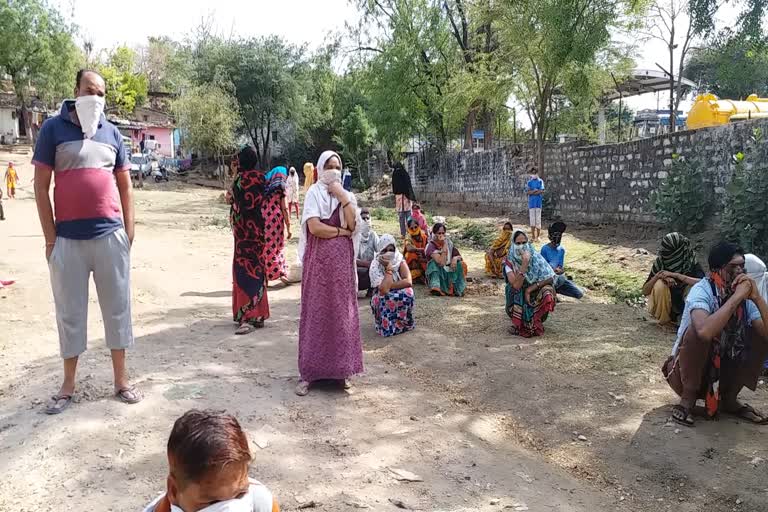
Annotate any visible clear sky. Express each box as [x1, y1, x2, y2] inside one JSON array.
[[58, 0, 740, 118], [56, 0, 357, 52]]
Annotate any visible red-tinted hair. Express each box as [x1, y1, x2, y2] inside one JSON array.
[[167, 409, 252, 487]]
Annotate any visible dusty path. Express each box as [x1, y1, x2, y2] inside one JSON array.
[[2, 160, 767, 511], [0, 181, 614, 512]]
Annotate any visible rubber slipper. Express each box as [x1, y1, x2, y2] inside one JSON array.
[[235, 324, 256, 335], [295, 381, 310, 396], [116, 386, 143, 404], [671, 404, 695, 427], [45, 395, 73, 415]]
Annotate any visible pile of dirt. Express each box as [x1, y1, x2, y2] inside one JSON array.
[[358, 174, 393, 203], [464, 277, 505, 296]]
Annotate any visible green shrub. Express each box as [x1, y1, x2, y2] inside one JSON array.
[[454, 220, 497, 249], [371, 207, 398, 222], [722, 140, 768, 257], [653, 154, 714, 234]]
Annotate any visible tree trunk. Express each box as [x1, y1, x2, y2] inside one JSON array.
[[20, 103, 33, 141], [464, 107, 478, 150], [668, 44, 675, 132], [536, 131, 545, 178], [482, 107, 496, 150]]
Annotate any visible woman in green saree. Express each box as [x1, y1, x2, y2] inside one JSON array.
[[424, 222, 467, 297]]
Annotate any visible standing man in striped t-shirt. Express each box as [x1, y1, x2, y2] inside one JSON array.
[[33, 69, 142, 414]]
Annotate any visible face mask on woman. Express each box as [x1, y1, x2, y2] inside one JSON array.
[[319, 169, 342, 186], [512, 241, 531, 257], [378, 248, 395, 266], [75, 95, 106, 138]]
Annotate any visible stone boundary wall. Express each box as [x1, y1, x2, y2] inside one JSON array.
[[404, 118, 768, 224]]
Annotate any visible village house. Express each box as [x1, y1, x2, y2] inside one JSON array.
[[0, 91, 19, 144], [0, 81, 46, 145], [109, 103, 178, 158]]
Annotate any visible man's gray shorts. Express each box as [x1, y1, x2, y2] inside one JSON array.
[[48, 229, 134, 359]]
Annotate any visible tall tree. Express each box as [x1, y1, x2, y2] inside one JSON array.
[[354, 0, 458, 149], [0, 0, 82, 138], [172, 83, 239, 158], [643, 0, 768, 128], [494, 0, 639, 171], [136, 37, 192, 93], [641, 0, 698, 131], [685, 31, 768, 99], [334, 104, 377, 178], [443, 0, 507, 149], [195, 36, 306, 169], [283, 45, 340, 163], [98, 46, 148, 115]]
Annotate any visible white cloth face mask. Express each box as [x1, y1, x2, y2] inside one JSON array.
[[74, 95, 105, 138], [319, 170, 342, 186], [170, 492, 255, 512]]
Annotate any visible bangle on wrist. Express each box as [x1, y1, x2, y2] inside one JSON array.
[[342, 201, 350, 209], [336, 227, 340, 237], [46, 242, 55, 247]]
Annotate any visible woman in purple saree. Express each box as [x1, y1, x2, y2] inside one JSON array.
[[296, 151, 363, 396]]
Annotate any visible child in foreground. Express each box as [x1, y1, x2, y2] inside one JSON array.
[[143, 409, 279, 512]]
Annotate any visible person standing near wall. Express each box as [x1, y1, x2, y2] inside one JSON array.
[[32, 69, 141, 414], [286, 166, 301, 219], [525, 167, 544, 242], [5, 162, 18, 198], [392, 162, 416, 238]]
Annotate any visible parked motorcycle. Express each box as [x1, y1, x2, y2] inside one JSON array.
[[153, 166, 169, 183]]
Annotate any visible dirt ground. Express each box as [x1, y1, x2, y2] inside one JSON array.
[[1, 153, 768, 512]]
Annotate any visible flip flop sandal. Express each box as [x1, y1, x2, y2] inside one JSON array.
[[295, 381, 310, 396], [116, 386, 143, 404], [45, 395, 73, 415], [725, 403, 768, 424], [671, 404, 695, 427], [235, 324, 256, 335], [235, 320, 264, 335]]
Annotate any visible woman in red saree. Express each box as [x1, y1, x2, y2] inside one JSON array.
[[229, 146, 270, 335], [262, 166, 291, 283]]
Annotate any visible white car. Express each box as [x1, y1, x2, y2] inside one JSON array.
[[130, 154, 151, 178]]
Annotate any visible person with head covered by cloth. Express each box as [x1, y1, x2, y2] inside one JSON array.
[[643, 232, 704, 325], [504, 230, 556, 337], [262, 166, 291, 285], [540, 221, 583, 299], [369, 234, 415, 337], [392, 162, 416, 238], [296, 150, 363, 396]]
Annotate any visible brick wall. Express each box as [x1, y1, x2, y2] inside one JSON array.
[[404, 119, 768, 224]]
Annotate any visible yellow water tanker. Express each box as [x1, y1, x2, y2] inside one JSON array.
[[686, 93, 768, 129]]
